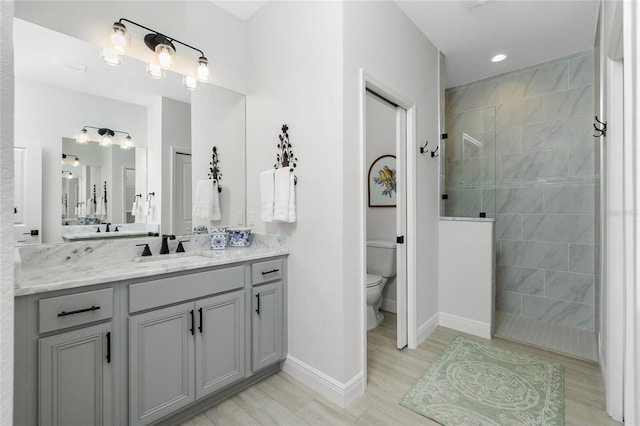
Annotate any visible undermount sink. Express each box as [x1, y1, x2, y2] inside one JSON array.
[[132, 252, 212, 264]]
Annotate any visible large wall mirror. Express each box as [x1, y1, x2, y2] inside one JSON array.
[[13, 17, 246, 244]]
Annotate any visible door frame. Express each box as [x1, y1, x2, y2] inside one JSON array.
[[359, 69, 418, 386], [171, 147, 192, 235]]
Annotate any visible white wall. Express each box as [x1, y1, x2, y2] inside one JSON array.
[[246, 1, 348, 402], [438, 220, 494, 339], [342, 1, 441, 358], [365, 92, 397, 309], [0, 2, 14, 423], [14, 79, 147, 242]]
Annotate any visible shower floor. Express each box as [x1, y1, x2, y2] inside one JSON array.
[[495, 311, 598, 362]]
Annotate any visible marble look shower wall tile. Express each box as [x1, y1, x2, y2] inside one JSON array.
[[443, 190, 464, 217], [522, 295, 594, 330], [463, 131, 495, 158], [569, 53, 594, 88], [446, 109, 483, 137], [460, 189, 482, 217], [522, 115, 592, 152], [446, 79, 501, 115], [501, 61, 568, 102], [522, 214, 594, 244], [544, 184, 594, 214], [543, 85, 593, 120], [545, 270, 594, 304], [495, 187, 543, 213], [482, 107, 496, 132], [495, 214, 522, 240], [444, 135, 463, 161], [463, 156, 495, 185], [497, 265, 544, 295], [481, 188, 496, 217], [496, 96, 544, 129], [446, 160, 464, 186], [569, 244, 595, 274], [496, 127, 522, 154], [496, 290, 522, 315], [499, 240, 568, 271], [569, 140, 595, 177], [500, 150, 568, 181]]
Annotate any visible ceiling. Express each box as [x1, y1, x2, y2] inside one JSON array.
[[213, 0, 600, 89]]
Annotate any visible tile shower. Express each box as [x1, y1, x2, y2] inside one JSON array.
[[443, 51, 598, 359]]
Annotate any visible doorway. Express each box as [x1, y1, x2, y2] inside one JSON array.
[[172, 149, 192, 235]]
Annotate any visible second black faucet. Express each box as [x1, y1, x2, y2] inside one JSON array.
[[160, 234, 176, 254]]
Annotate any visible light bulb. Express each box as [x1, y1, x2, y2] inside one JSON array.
[[101, 135, 112, 147], [100, 48, 122, 66], [77, 129, 88, 144], [73, 157, 80, 167], [183, 75, 198, 91], [197, 56, 209, 82], [146, 63, 165, 79], [491, 53, 507, 63], [61, 154, 66, 165], [67, 172, 73, 180], [155, 43, 174, 68], [121, 135, 134, 150], [110, 22, 129, 53]]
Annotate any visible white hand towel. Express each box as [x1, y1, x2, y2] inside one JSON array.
[[96, 197, 107, 220], [260, 170, 275, 222], [192, 180, 221, 221], [144, 197, 151, 221], [274, 168, 293, 222], [86, 198, 95, 217], [288, 172, 296, 223], [131, 198, 138, 217]]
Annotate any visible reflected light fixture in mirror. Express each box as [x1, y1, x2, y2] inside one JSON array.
[[77, 126, 134, 150], [61, 153, 80, 167], [105, 18, 209, 87], [62, 170, 73, 179]]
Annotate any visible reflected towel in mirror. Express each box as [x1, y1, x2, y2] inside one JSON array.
[[192, 180, 221, 221]]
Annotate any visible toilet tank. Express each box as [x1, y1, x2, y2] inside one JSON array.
[[366, 240, 397, 278]]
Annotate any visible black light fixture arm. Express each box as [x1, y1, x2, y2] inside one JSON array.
[[116, 18, 206, 58], [82, 125, 131, 139]]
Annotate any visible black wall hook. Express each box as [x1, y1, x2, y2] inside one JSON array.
[[420, 140, 429, 154], [594, 116, 607, 137], [431, 146, 439, 158]]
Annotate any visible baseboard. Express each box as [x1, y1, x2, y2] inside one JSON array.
[[381, 298, 397, 314], [439, 312, 492, 339], [282, 355, 364, 408], [417, 312, 439, 345]]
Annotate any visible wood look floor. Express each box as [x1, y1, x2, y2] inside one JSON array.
[[181, 312, 620, 426]]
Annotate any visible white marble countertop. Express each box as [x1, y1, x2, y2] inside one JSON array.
[[15, 234, 288, 296], [440, 216, 495, 223], [62, 230, 152, 241]]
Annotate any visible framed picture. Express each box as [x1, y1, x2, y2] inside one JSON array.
[[368, 154, 396, 207]]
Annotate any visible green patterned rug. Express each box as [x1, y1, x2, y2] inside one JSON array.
[[400, 336, 564, 425]]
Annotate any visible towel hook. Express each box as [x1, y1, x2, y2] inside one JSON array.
[[208, 146, 222, 193], [419, 140, 429, 154], [274, 123, 298, 185], [594, 115, 607, 138]]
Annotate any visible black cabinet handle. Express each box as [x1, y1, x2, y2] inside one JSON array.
[[57, 305, 100, 317], [190, 310, 195, 336], [261, 269, 280, 275], [198, 308, 203, 333], [255, 294, 260, 315], [106, 332, 111, 364]]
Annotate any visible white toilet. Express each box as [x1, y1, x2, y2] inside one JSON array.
[[366, 240, 397, 331]]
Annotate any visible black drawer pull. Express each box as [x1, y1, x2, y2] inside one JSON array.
[[57, 305, 101, 317], [261, 269, 280, 275], [106, 332, 111, 364], [255, 294, 260, 315], [198, 308, 203, 333], [190, 310, 195, 336]]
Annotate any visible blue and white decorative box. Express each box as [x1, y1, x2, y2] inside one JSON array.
[[210, 232, 228, 250], [228, 227, 251, 247]]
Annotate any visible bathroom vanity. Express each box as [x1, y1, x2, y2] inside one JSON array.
[[13, 235, 288, 426]]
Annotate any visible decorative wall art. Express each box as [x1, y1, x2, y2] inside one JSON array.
[[368, 154, 397, 207]]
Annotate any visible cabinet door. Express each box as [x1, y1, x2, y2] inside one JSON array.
[[129, 302, 195, 426], [39, 322, 113, 426], [195, 290, 245, 399], [252, 281, 283, 372]]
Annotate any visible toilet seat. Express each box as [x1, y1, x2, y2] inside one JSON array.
[[366, 273, 383, 287]]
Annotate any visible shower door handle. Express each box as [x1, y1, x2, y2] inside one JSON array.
[[396, 236, 404, 244]]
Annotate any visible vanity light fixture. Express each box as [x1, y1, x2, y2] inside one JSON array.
[[76, 126, 135, 150], [106, 18, 210, 85], [62, 170, 74, 179], [61, 153, 80, 167]]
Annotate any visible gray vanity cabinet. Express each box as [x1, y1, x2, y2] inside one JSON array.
[[195, 290, 245, 399], [39, 322, 113, 426], [251, 281, 283, 372], [128, 302, 196, 426]]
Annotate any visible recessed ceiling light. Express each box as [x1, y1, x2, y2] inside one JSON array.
[[491, 54, 507, 63]]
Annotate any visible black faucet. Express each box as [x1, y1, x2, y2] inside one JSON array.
[[105, 223, 111, 232], [160, 234, 176, 254]]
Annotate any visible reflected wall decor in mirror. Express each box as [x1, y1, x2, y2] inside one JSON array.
[[13, 16, 247, 244]]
